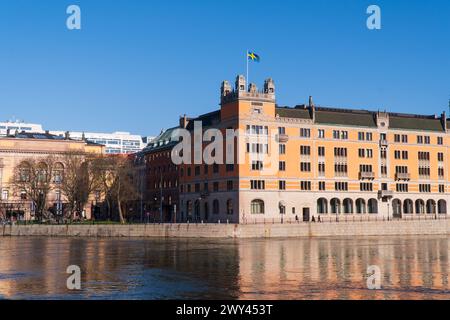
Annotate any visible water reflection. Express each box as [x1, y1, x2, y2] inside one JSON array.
[[0, 236, 448, 300]]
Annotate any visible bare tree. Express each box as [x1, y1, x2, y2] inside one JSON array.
[[58, 152, 102, 221], [95, 155, 139, 224], [10, 156, 56, 221]]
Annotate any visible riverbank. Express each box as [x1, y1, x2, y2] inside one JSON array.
[[1, 219, 449, 238]]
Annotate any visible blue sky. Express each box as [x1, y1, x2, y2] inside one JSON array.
[[0, 0, 449, 136]]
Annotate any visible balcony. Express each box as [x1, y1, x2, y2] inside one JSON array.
[[395, 172, 411, 181], [379, 139, 388, 147], [378, 190, 394, 199], [276, 134, 289, 143], [359, 171, 375, 180]]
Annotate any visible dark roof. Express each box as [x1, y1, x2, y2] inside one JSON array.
[[390, 114, 444, 132], [315, 108, 377, 127], [142, 126, 179, 153], [186, 110, 221, 130], [276, 105, 446, 131], [5, 132, 68, 140]]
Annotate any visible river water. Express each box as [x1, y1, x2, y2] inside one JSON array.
[[0, 236, 448, 300]]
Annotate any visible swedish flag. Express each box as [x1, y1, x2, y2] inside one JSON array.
[[247, 51, 260, 62]]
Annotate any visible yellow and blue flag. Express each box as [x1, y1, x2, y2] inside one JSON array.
[[247, 51, 260, 62]]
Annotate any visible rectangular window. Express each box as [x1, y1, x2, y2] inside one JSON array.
[[318, 146, 325, 157], [439, 185, 445, 193], [300, 162, 311, 172], [279, 180, 286, 190], [358, 132, 365, 141], [227, 180, 233, 191], [300, 145, 311, 155], [300, 128, 311, 138], [279, 161, 286, 171], [300, 181, 311, 191], [250, 180, 265, 190], [396, 184, 409, 192], [318, 162, 325, 175], [252, 161, 263, 171], [213, 182, 219, 192], [394, 134, 400, 143], [437, 136, 443, 145], [335, 182, 348, 191], [318, 129, 325, 139], [279, 144, 286, 155], [318, 181, 326, 191]]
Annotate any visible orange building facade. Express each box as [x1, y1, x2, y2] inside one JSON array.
[[170, 75, 450, 223]]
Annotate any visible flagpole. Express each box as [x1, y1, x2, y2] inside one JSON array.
[[246, 49, 249, 88]]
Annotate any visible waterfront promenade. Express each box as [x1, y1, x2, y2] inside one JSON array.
[[1, 218, 449, 238]]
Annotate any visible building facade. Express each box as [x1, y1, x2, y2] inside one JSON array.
[[177, 75, 449, 223], [0, 121, 44, 136], [0, 132, 104, 221], [51, 131, 147, 154]]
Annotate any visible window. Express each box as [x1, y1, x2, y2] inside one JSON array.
[[195, 184, 200, 193], [187, 167, 191, 176], [394, 150, 401, 159], [279, 144, 286, 155], [418, 166, 430, 177], [394, 134, 401, 143], [251, 199, 265, 214], [252, 161, 263, 171], [1, 189, 9, 201], [402, 135, 408, 143], [300, 162, 311, 172], [300, 181, 311, 191], [334, 164, 348, 176], [204, 165, 209, 174], [424, 136, 430, 144], [318, 181, 326, 191], [366, 132, 373, 141], [335, 182, 348, 191], [318, 146, 325, 157], [359, 149, 366, 158], [439, 185, 445, 193], [250, 180, 265, 190], [300, 146, 311, 155], [195, 166, 200, 176], [437, 136, 443, 145], [396, 184, 409, 192], [438, 167, 444, 178], [318, 162, 325, 175], [300, 128, 311, 138], [358, 132, 365, 141], [334, 147, 347, 157], [360, 183, 373, 192], [419, 184, 431, 193], [279, 161, 286, 171], [417, 136, 423, 144], [226, 164, 234, 172], [418, 152, 430, 161], [213, 182, 219, 192], [438, 152, 444, 162], [227, 180, 233, 191], [279, 180, 286, 190], [318, 129, 325, 139], [381, 165, 388, 176], [402, 151, 408, 159], [213, 163, 219, 173], [227, 199, 233, 215], [278, 127, 286, 135]]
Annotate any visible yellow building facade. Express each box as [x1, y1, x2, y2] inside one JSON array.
[[0, 132, 104, 221], [179, 75, 449, 223]]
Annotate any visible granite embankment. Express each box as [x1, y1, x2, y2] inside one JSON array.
[[1, 219, 449, 238]]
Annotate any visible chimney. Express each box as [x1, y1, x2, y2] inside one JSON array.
[[441, 111, 447, 131], [179, 114, 189, 129], [309, 96, 316, 123], [64, 131, 70, 140]]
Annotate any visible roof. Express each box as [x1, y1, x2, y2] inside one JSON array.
[[276, 105, 447, 131], [142, 126, 179, 153], [5, 132, 69, 140], [186, 110, 221, 130]]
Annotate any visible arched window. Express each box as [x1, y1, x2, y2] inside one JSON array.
[[18, 162, 31, 182], [343, 198, 353, 214], [227, 199, 233, 215], [403, 199, 413, 214], [53, 162, 64, 184], [426, 200, 436, 214], [317, 198, 328, 214], [279, 201, 286, 215], [415, 199, 425, 214], [213, 199, 219, 214], [368, 199, 378, 214], [37, 162, 48, 183], [356, 199, 366, 214], [438, 200, 447, 214], [392, 199, 402, 216], [330, 198, 340, 214], [251, 199, 265, 214]]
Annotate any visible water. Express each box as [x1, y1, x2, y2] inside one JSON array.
[[0, 236, 448, 300]]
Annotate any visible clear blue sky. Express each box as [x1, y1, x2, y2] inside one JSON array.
[[0, 0, 449, 136]]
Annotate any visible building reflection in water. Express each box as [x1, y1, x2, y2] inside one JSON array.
[[0, 236, 448, 300]]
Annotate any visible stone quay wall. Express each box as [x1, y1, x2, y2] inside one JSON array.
[[1, 219, 449, 239]]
